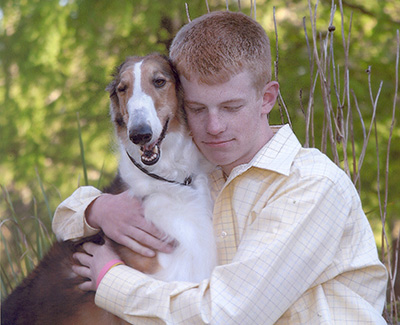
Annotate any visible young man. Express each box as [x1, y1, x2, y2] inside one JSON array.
[[53, 11, 388, 324]]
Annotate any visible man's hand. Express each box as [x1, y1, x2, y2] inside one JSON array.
[[86, 191, 175, 257], [72, 239, 120, 291]]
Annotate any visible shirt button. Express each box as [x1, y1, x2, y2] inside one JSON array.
[[220, 231, 227, 238]]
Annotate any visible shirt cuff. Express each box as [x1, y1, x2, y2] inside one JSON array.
[[52, 186, 102, 241], [83, 212, 101, 236]]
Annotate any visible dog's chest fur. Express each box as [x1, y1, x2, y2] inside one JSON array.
[[119, 130, 216, 282], [111, 55, 217, 282]]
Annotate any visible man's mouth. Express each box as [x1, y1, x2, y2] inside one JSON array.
[[140, 143, 160, 165], [204, 139, 233, 147]]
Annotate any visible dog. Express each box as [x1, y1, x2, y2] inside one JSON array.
[[1, 53, 217, 324]]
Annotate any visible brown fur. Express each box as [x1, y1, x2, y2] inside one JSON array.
[[107, 54, 185, 138], [0, 188, 145, 325], [1, 54, 181, 325]]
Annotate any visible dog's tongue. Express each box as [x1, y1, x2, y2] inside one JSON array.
[[140, 143, 160, 165]]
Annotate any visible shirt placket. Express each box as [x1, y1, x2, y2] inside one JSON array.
[[213, 184, 238, 265]]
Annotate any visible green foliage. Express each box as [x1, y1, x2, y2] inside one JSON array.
[[260, 0, 400, 242], [1, 183, 55, 296], [0, 0, 399, 321], [1, 0, 203, 213]]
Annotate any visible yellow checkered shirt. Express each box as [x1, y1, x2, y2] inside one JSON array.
[[52, 125, 387, 324]]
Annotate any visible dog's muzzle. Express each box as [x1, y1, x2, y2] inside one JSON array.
[[128, 119, 169, 166], [129, 124, 153, 146]]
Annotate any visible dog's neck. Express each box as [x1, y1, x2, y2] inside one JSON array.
[[125, 151, 193, 186]]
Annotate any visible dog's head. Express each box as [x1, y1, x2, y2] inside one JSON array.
[[106, 54, 184, 166]]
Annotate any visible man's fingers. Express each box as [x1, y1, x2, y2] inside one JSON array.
[[138, 222, 178, 251], [82, 242, 99, 255], [119, 236, 156, 257], [73, 252, 92, 267], [126, 226, 175, 254], [72, 264, 96, 291], [139, 220, 169, 241], [78, 281, 95, 292], [72, 264, 91, 279]]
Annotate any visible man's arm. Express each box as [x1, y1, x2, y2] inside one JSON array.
[[89, 176, 387, 323], [52, 186, 175, 256]]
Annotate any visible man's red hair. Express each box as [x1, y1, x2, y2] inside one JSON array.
[[170, 11, 272, 93]]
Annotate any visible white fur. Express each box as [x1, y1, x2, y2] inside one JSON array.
[[126, 62, 162, 144], [116, 59, 217, 283]]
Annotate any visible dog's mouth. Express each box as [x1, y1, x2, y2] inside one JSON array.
[[137, 118, 169, 166], [140, 143, 160, 166]]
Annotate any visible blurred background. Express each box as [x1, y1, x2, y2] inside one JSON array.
[[1, 0, 399, 318]]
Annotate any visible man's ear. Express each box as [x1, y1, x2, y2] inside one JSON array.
[[261, 81, 279, 115]]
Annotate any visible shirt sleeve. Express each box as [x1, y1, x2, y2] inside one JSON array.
[[96, 265, 213, 324], [94, 174, 387, 324], [230, 174, 387, 323], [52, 186, 102, 241]]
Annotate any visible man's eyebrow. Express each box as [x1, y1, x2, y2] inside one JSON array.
[[184, 98, 245, 106], [219, 99, 244, 105], [184, 100, 204, 106]]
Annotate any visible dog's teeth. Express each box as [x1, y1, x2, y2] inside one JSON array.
[[141, 144, 160, 165]]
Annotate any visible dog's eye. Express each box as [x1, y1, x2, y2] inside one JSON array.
[[153, 78, 166, 88], [117, 84, 127, 93]]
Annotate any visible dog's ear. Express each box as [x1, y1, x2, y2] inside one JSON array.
[[106, 59, 127, 97], [106, 59, 130, 126], [106, 76, 120, 118], [106, 61, 125, 129], [166, 56, 188, 128], [106, 79, 117, 98]]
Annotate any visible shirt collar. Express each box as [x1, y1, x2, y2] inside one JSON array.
[[212, 124, 301, 185], [250, 124, 302, 176]]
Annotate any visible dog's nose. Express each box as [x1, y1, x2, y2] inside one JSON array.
[[129, 125, 153, 145]]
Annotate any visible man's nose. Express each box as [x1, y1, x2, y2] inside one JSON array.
[[206, 112, 225, 135]]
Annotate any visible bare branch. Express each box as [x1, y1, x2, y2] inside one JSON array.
[[354, 73, 382, 184], [302, 16, 317, 148], [185, 3, 191, 22], [341, 0, 400, 25], [205, 0, 210, 13], [350, 89, 365, 186], [383, 29, 399, 320], [278, 90, 292, 128], [273, 7, 279, 83]]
